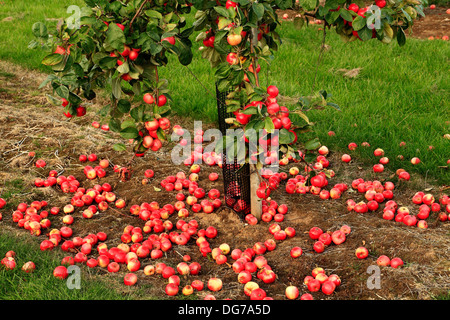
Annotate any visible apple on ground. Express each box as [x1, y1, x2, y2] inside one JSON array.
[[207, 277, 223, 292], [285, 286, 299, 300], [355, 246, 369, 259], [124, 273, 138, 286]]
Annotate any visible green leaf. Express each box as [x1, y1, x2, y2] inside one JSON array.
[[164, 12, 174, 24], [117, 61, 130, 74], [132, 82, 142, 96], [121, 119, 136, 129], [93, 52, 108, 65], [252, 119, 265, 131], [180, 27, 194, 39], [240, 106, 258, 115], [99, 56, 118, 70], [217, 79, 231, 93], [111, 109, 125, 121], [106, 23, 126, 51], [401, 8, 412, 22], [229, 70, 244, 86], [42, 54, 64, 66], [81, 37, 95, 54], [252, 3, 265, 20], [299, 0, 318, 11], [38, 75, 57, 89], [326, 10, 341, 24], [352, 15, 366, 31], [32, 22, 48, 38], [120, 127, 139, 139], [264, 116, 275, 133], [112, 143, 127, 152], [177, 38, 193, 66], [340, 8, 353, 22], [156, 127, 166, 141], [214, 6, 230, 18], [279, 128, 295, 145], [145, 9, 163, 20], [111, 77, 122, 100], [275, 0, 293, 10], [68, 92, 82, 106], [117, 99, 131, 113], [97, 104, 111, 117], [304, 138, 321, 150], [358, 26, 373, 41], [149, 43, 163, 56], [130, 105, 145, 122], [327, 102, 341, 111], [55, 85, 69, 99], [45, 94, 61, 106], [218, 17, 232, 29], [213, 30, 230, 55], [397, 27, 406, 47], [28, 40, 39, 50], [304, 152, 316, 163], [109, 118, 122, 132]]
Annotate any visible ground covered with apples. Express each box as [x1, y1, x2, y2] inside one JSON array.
[[0, 60, 449, 300]]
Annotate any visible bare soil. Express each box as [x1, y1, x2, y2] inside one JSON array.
[[277, 7, 450, 39], [0, 60, 449, 300]]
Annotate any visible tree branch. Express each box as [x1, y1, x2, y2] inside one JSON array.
[[129, 0, 150, 31]]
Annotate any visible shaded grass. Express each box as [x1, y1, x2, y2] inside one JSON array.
[[0, 231, 136, 300]]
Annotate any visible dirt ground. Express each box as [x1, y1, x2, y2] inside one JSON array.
[[278, 6, 450, 39], [0, 58, 449, 300]]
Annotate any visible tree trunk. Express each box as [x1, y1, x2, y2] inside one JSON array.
[[249, 26, 262, 220], [250, 163, 262, 220]]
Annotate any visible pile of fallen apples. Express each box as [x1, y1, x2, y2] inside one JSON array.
[[2, 119, 449, 301]]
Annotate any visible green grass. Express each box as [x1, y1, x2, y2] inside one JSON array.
[[162, 23, 450, 185], [0, 231, 136, 300], [431, 0, 450, 6], [0, 0, 84, 71], [0, 0, 449, 186], [0, 179, 27, 210]]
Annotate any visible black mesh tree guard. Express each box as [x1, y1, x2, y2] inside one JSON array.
[[215, 85, 251, 218]]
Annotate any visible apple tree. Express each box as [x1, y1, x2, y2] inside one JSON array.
[[30, 0, 195, 174], [191, 0, 425, 218]]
